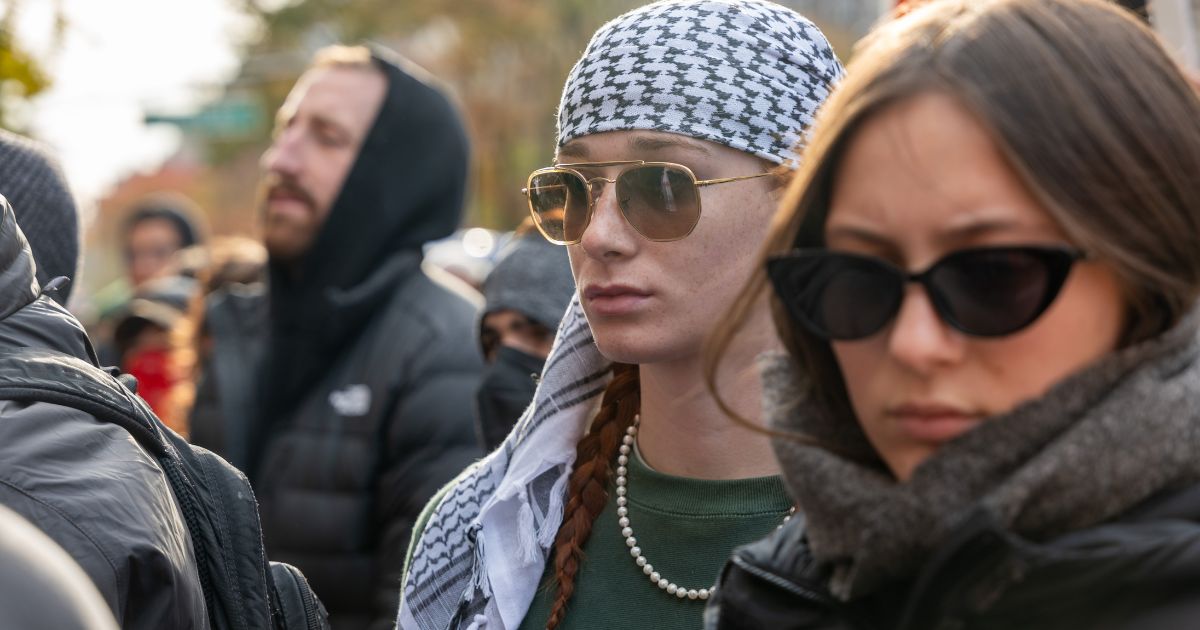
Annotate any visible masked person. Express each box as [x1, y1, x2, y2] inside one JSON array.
[[704, 1, 1200, 628], [399, 2, 843, 628], [476, 230, 575, 451], [190, 44, 482, 629]]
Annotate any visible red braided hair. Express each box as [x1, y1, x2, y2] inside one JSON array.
[[544, 362, 640, 629]]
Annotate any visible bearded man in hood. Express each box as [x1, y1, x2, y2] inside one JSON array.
[[190, 45, 483, 629]]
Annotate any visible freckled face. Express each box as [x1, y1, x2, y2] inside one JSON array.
[[562, 131, 777, 365]]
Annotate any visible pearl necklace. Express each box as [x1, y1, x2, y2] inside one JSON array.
[[615, 415, 795, 602]]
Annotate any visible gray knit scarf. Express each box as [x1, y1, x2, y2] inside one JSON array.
[[763, 307, 1200, 601]]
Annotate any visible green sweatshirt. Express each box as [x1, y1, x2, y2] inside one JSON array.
[[525, 447, 790, 629], [404, 449, 791, 630]]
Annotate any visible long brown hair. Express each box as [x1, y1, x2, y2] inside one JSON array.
[[544, 362, 640, 629], [707, 0, 1200, 435]]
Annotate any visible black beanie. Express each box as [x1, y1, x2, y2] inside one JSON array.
[[0, 130, 80, 304]]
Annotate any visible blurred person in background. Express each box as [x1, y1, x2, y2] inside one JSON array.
[[475, 227, 575, 451], [96, 237, 264, 438], [0, 129, 80, 307], [705, 1, 1200, 628], [187, 235, 268, 460], [93, 193, 205, 367], [123, 193, 205, 289], [190, 44, 482, 629], [181, 234, 268, 297], [111, 274, 196, 434]]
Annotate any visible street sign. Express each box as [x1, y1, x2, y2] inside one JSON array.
[[144, 98, 265, 140]]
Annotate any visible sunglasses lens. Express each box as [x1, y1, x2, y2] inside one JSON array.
[[528, 171, 589, 243], [769, 253, 903, 340], [615, 165, 700, 240], [768, 247, 1080, 341], [930, 248, 1072, 336]]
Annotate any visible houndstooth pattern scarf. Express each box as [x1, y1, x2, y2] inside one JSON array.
[[399, 296, 611, 630], [557, 0, 844, 166]]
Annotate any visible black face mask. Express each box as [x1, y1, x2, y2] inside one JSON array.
[[476, 346, 546, 452]]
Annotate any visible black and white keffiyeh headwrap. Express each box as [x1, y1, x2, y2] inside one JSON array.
[[557, 0, 843, 166], [400, 2, 842, 629]]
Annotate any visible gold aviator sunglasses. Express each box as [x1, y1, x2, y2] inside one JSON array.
[[521, 160, 772, 244]]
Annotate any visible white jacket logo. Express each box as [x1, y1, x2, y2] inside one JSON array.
[[329, 385, 371, 417]]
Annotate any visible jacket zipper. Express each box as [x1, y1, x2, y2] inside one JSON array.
[[299, 572, 321, 630], [163, 461, 221, 625]]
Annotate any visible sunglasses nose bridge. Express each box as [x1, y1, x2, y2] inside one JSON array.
[[897, 265, 954, 330], [585, 176, 617, 207]]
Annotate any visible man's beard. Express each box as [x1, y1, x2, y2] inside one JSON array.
[[259, 173, 320, 263]]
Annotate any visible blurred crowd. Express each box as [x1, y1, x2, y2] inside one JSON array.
[[0, 0, 1199, 629]]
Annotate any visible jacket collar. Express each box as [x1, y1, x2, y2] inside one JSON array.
[[0, 196, 40, 321], [729, 479, 1200, 629]]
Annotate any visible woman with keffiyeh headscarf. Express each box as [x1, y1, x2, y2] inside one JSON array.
[[398, 2, 843, 629]]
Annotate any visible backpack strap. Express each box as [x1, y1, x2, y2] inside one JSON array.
[[0, 347, 235, 626], [0, 348, 167, 455], [0, 347, 330, 630]]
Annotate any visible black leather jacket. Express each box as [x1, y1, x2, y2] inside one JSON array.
[[0, 197, 209, 629], [706, 484, 1200, 630]]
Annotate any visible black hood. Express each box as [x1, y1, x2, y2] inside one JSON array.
[[262, 47, 470, 419], [275, 46, 470, 294]]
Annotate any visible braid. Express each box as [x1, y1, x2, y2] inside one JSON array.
[[544, 362, 641, 629]]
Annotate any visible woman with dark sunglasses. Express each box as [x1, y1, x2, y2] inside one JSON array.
[[398, 2, 842, 629], [704, 0, 1200, 628]]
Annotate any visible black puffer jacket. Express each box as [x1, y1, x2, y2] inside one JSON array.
[[0, 197, 208, 629], [708, 484, 1200, 630], [191, 49, 482, 630]]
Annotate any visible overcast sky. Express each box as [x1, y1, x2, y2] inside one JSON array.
[[13, 0, 260, 220]]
